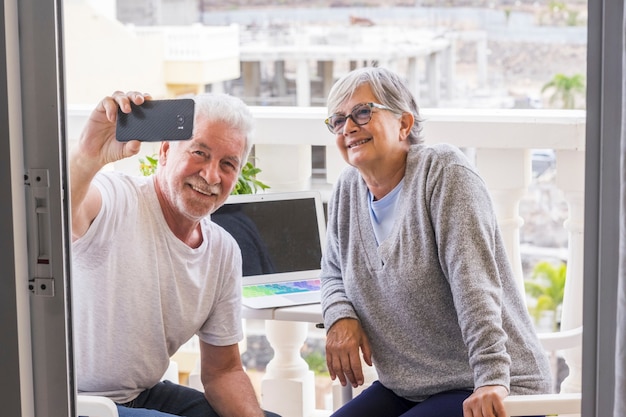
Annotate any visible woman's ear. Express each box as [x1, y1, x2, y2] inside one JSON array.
[[399, 112, 415, 141]]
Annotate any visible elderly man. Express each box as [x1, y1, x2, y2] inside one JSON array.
[[71, 91, 280, 417]]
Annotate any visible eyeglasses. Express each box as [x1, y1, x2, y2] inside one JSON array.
[[324, 102, 395, 134]]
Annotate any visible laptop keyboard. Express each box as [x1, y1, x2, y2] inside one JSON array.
[[243, 279, 321, 298]]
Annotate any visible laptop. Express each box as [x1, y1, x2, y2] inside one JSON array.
[[211, 191, 326, 309]]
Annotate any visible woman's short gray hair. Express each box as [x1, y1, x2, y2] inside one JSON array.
[[193, 93, 255, 162], [326, 67, 424, 144]]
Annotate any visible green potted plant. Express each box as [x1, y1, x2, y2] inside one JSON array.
[[232, 161, 270, 195], [524, 260, 566, 332]]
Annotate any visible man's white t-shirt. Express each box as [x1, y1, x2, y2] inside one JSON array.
[[72, 172, 243, 403]]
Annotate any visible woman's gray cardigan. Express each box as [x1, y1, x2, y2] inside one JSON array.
[[320, 143, 552, 402]]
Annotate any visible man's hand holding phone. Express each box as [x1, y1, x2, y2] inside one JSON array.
[[77, 91, 152, 172], [74, 92, 196, 179]]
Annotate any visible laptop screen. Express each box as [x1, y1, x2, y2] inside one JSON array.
[[211, 191, 326, 286]]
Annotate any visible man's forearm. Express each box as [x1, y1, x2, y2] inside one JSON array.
[[70, 148, 98, 210], [203, 369, 265, 417], [69, 147, 104, 240]]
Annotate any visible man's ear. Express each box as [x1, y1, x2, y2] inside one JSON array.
[[399, 112, 414, 141], [158, 141, 171, 165]]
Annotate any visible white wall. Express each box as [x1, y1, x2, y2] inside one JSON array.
[[63, 2, 168, 106]]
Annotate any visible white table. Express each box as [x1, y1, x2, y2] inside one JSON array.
[[243, 302, 325, 323]]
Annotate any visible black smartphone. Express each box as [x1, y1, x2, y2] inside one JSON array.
[[116, 98, 195, 142]]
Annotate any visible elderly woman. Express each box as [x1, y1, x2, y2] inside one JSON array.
[[320, 67, 552, 417]]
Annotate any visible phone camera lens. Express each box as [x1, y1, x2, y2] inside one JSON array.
[[176, 115, 185, 126]]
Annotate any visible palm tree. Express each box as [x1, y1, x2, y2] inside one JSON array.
[[541, 73, 586, 109]]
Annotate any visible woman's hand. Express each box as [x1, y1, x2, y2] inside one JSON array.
[[462, 385, 508, 417], [325, 318, 372, 388]]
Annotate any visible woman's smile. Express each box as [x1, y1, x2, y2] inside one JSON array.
[[347, 138, 372, 149]]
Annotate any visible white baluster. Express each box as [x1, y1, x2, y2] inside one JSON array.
[[475, 148, 532, 297], [262, 321, 316, 417], [443, 36, 456, 100], [555, 149, 585, 393], [426, 52, 440, 107], [406, 56, 421, 102], [296, 59, 312, 107], [324, 146, 347, 186], [255, 144, 312, 191]]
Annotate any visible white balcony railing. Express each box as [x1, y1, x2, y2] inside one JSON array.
[[66, 106, 586, 417]]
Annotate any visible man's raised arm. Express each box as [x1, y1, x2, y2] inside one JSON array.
[[69, 91, 148, 240]]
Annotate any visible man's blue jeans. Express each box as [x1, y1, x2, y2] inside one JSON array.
[[115, 380, 280, 417]]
